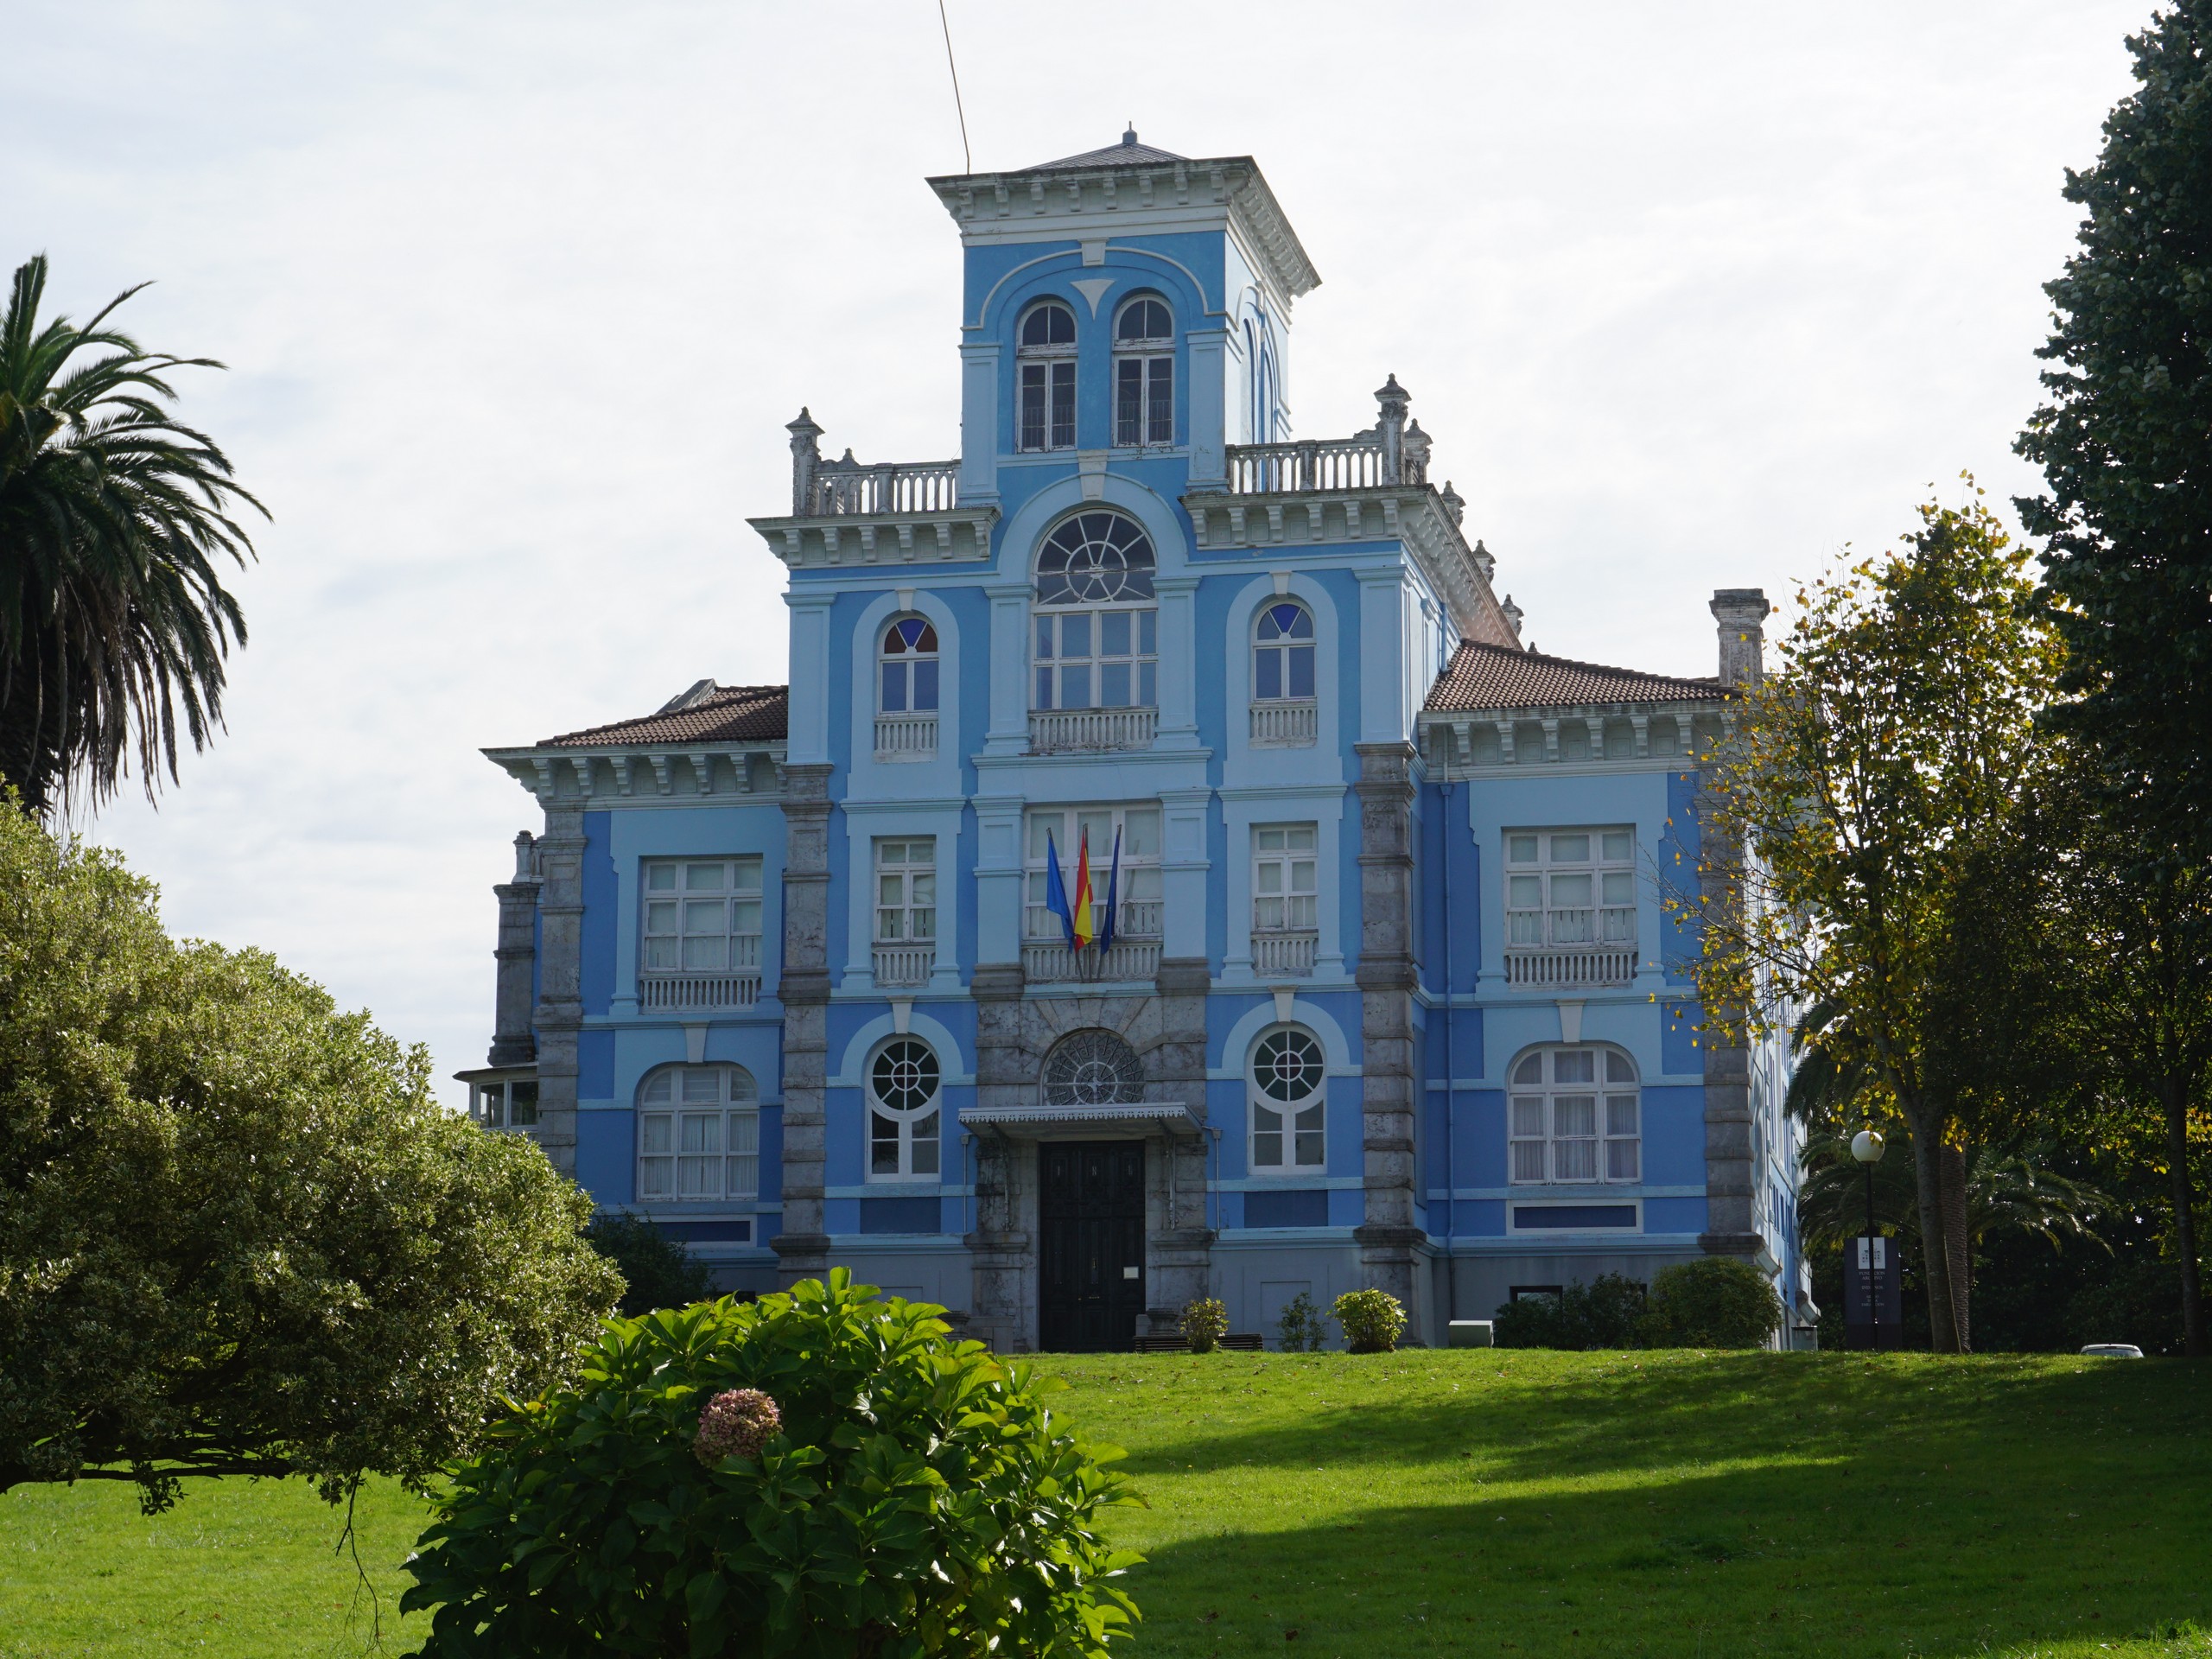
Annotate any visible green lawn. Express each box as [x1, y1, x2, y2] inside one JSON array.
[[2, 1350, 2207, 1658]]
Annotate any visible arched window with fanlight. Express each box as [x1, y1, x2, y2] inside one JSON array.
[[1250, 599, 1317, 747], [1249, 1027, 1326, 1174], [868, 1039, 942, 1180], [1018, 300, 1077, 451], [879, 616, 938, 715], [1113, 295, 1173, 448], [1033, 511, 1157, 721]]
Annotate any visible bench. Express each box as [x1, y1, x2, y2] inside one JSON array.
[[1132, 1333, 1265, 1353]]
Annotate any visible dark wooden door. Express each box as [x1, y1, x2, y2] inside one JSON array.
[[1038, 1141, 1147, 1352]]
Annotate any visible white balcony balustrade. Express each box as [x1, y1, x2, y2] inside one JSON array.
[[1023, 938, 1163, 983], [1249, 701, 1317, 747], [639, 934, 763, 1009], [803, 456, 960, 517], [1250, 931, 1319, 978], [1028, 708, 1156, 753], [1503, 946, 1638, 988], [871, 944, 935, 988], [874, 713, 938, 760]]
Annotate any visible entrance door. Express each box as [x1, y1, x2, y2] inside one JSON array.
[[1038, 1141, 1147, 1352]]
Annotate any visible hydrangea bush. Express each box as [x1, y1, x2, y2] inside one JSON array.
[[400, 1270, 1141, 1657], [1332, 1288, 1407, 1354]]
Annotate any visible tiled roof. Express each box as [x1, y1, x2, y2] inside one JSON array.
[[1424, 641, 1719, 713], [540, 682, 788, 747], [1027, 129, 1187, 171]]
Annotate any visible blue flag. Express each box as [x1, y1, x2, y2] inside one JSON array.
[[1098, 826, 1122, 952], [1043, 830, 1077, 949]]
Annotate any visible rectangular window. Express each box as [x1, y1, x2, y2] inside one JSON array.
[[1020, 360, 1077, 451], [874, 838, 937, 944], [1024, 804, 1162, 941], [1115, 355, 1173, 447], [1033, 607, 1156, 709], [639, 1066, 759, 1201], [1503, 828, 1636, 950], [1252, 824, 1318, 932], [472, 1079, 537, 1130], [642, 857, 764, 974]]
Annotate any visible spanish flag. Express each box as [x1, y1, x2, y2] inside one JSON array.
[[1070, 828, 1096, 949]]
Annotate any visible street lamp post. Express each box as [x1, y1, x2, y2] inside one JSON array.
[[1851, 1128, 1886, 1349]]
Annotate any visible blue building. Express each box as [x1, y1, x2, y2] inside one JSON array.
[[462, 131, 1806, 1351]]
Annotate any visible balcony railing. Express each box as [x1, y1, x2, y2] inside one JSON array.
[[1503, 947, 1637, 988], [872, 944, 936, 988], [874, 713, 938, 760], [803, 456, 959, 517], [1251, 931, 1319, 977], [640, 971, 764, 1009], [1024, 938, 1163, 983], [1249, 700, 1317, 747], [1028, 708, 1156, 753]]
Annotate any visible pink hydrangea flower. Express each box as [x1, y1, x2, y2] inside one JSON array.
[[693, 1388, 781, 1468]]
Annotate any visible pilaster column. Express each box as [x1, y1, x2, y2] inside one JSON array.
[[488, 830, 541, 1067], [785, 594, 834, 766], [1185, 327, 1229, 493], [772, 763, 835, 1286], [531, 803, 587, 1178], [957, 341, 1001, 506], [972, 795, 1027, 967], [984, 583, 1031, 755], [1154, 575, 1201, 750], [1351, 741, 1424, 1340], [1160, 786, 1213, 965]]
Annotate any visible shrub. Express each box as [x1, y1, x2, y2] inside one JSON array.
[[400, 1269, 1141, 1657], [1179, 1298, 1229, 1353], [1333, 1288, 1407, 1354], [586, 1211, 715, 1316], [1492, 1274, 1648, 1351], [1275, 1291, 1330, 1352], [1643, 1257, 1783, 1349]]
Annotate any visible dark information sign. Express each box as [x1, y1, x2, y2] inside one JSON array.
[[1842, 1234, 1904, 1350]]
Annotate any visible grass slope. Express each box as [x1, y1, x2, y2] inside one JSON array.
[[0, 1350, 2205, 1657]]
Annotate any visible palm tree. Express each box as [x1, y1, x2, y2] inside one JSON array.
[[0, 254, 262, 814]]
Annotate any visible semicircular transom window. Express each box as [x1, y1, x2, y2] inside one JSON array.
[[1033, 512, 1158, 711], [1042, 1029, 1145, 1107], [1253, 1027, 1325, 1103], [1036, 512, 1156, 605]]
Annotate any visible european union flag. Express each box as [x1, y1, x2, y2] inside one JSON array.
[[1044, 830, 1077, 949]]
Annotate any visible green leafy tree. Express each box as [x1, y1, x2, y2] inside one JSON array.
[[2017, 2, 2212, 855], [1679, 489, 2062, 1351], [401, 1273, 1142, 1658], [586, 1211, 715, 1317], [0, 255, 262, 814], [0, 801, 620, 1511]]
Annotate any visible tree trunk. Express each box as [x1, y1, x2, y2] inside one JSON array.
[[1937, 1141, 1972, 1352], [1906, 1116, 1963, 1353], [2164, 1074, 2206, 1357]]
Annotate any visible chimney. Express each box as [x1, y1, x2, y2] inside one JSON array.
[[1710, 588, 1771, 689]]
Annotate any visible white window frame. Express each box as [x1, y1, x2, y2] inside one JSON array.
[[641, 856, 765, 975], [1507, 1045, 1641, 1185], [638, 1065, 760, 1201], [1024, 804, 1162, 942], [1032, 512, 1158, 714], [1251, 823, 1318, 935], [868, 1038, 943, 1182], [1017, 301, 1077, 452], [878, 615, 939, 714], [472, 1078, 538, 1130], [1503, 828, 1636, 950], [1251, 600, 1316, 704], [873, 837, 937, 945], [1112, 296, 1173, 448], [1248, 1025, 1327, 1177]]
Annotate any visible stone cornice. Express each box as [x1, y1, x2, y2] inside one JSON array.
[[484, 744, 787, 805], [927, 156, 1320, 305], [748, 506, 998, 570], [1183, 485, 1519, 647]]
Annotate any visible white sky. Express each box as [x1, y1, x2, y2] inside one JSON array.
[[5, 1, 2147, 1102]]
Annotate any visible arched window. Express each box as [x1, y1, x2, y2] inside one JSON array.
[[1253, 601, 1315, 702], [1033, 512, 1157, 711], [879, 615, 938, 714], [638, 1065, 759, 1200], [1042, 1029, 1144, 1107], [1113, 296, 1173, 448], [1507, 1046, 1639, 1185], [1249, 1027, 1326, 1173], [1018, 300, 1077, 452], [869, 1039, 942, 1179]]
